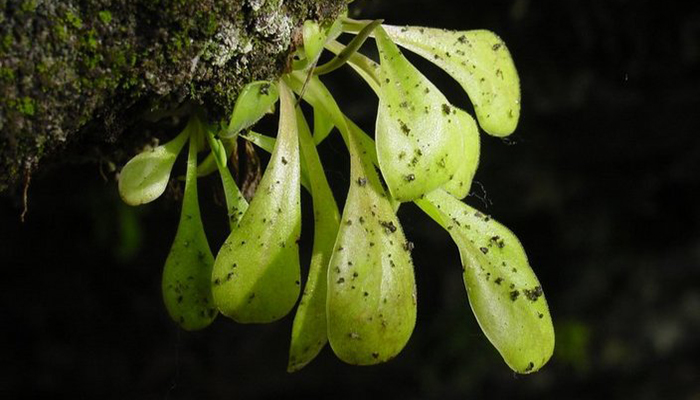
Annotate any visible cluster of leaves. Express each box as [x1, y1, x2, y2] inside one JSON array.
[[118, 15, 554, 374]]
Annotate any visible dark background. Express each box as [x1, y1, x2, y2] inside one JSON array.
[[2, 0, 700, 398]]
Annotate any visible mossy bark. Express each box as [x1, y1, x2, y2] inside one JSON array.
[[0, 0, 346, 193]]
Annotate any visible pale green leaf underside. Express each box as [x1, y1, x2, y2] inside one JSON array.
[[162, 134, 217, 331], [118, 123, 189, 206], [382, 25, 521, 137], [375, 26, 462, 202], [225, 81, 279, 138], [415, 189, 554, 373], [288, 108, 341, 372], [212, 82, 301, 323], [442, 107, 480, 199], [326, 119, 417, 365]]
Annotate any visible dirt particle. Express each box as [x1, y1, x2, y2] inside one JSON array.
[[510, 290, 520, 301], [380, 220, 397, 233], [523, 286, 543, 302], [441, 103, 452, 115], [405, 174, 416, 182], [399, 120, 411, 135], [525, 362, 534, 372], [490, 235, 505, 248]]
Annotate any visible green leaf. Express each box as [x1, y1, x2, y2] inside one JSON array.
[[313, 105, 334, 145], [326, 120, 417, 365], [288, 108, 341, 372], [314, 19, 383, 76], [212, 82, 301, 323], [374, 26, 462, 202], [442, 107, 480, 199], [285, 72, 346, 147], [224, 81, 279, 138], [285, 73, 401, 211], [207, 130, 228, 168], [204, 125, 248, 229], [196, 138, 235, 178], [118, 122, 189, 206], [299, 16, 344, 70], [324, 39, 381, 95], [161, 132, 217, 331], [382, 25, 521, 137], [414, 189, 554, 373], [285, 72, 377, 163], [303, 20, 325, 64], [240, 130, 275, 153], [240, 130, 312, 192]]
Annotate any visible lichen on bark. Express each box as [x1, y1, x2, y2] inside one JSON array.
[[0, 0, 346, 193]]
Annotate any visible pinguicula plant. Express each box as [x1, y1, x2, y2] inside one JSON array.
[[118, 11, 554, 374]]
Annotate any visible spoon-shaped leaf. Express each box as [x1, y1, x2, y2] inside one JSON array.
[[414, 189, 554, 373], [374, 26, 462, 202], [382, 25, 521, 137], [442, 107, 480, 199], [118, 124, 189, 206], [204, 125, 248, 229], [161, 130, 217, 331], [327, 119, 417, 365], [224, 81, 279, 138], [288, 108, 341, 372], [212, 82, 301, 323]]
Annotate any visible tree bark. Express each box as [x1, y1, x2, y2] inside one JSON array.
[[0, 0, 346, 193]]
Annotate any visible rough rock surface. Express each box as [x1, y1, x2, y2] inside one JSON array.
[[0, 0, 345, 193]]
